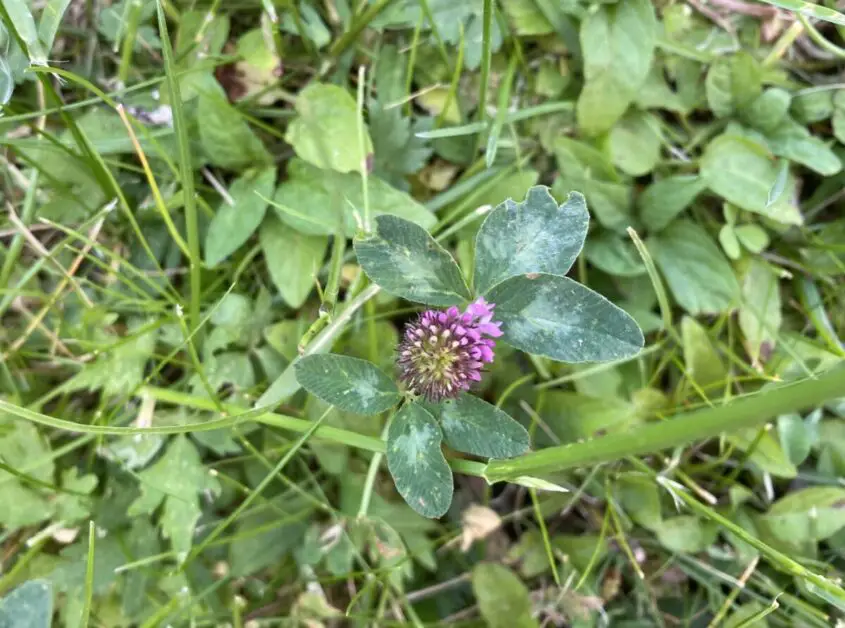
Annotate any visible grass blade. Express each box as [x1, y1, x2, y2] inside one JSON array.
[[485, 363, 845, 481]]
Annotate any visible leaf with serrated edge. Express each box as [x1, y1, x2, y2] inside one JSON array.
[[474, 186, 588, 296]]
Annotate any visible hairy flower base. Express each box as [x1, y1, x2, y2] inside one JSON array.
[[397, 298, 503, 401]]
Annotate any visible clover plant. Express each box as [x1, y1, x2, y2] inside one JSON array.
[[294, 186, 644, 517]]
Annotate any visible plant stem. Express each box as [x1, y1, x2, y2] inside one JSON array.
[[485, 364, 845, 482]]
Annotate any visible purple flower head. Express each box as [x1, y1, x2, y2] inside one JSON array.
[[397, 298, 503, 402]]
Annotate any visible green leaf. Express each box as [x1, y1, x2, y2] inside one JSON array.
[[0, 416, 54, 530], [720, 224, 742, 260], [705, 58, 734, 118], [486, 273, 644, 363], [284, 83, 372, 174], [791, 90, 833, 124], [760, 487, 845, 546], [778, 413, 813, 466], [735, 224, 770, 253], [552, 137, 632, 231], [739, 259, 782, 364], [653, 516, 718, 553], [638, 175, 706, 232], [128, 435, 220, 558], [427, 393, 529, 459], [767, 120, 842, 176], [0, 580, 53, 628], [272, 159, 436, 236], [38, 0, 73, 54], [205, 167, 275, 267], [294, 354, 401, 415], [700, 134, 802, 225], [617, 474, 662, 530], [681, 316, 727, 391], [583, 232, 646, 277], [650, 220, 740, 315], [606, 110, 662, 177], [576, 0, 656, 135], [472, 563, 539, 628], [742, 88, 791, 134], [197, 91, 272, 169], [354, 215, 471, 306], [386, 403, 453, 518], [260, 214, 328, 308], [473, 186, 589, 296], [727, 428, 797, 478]]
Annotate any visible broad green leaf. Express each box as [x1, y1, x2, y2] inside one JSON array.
[[205, 167, 275, 267], [742, 88, 791, 134], [386, 403, 453, 518], [791, 91, 834, 124], [428, 394, 529, 459], [472, 563, 539, 628], [272, 159, 435, 236], [638, 175, 706, 232], [553, 137, 632, 231], [197, 92, 272, 169], [606, 110, 662, 176], [650, 220, 740, 315], [294, 354, 400, 415], [617, 474, 662, 530], [727, 428, 797, 478], [260, 214, 328, 308], [486, 273, 644, 363], [700, 134, 802, 225], [583, 232, 646, 277], [653, 516, 718, 553], [760, 487, 845, 546], [738, 259, 782, 363], [473, 186, 589, 295], [128, 435, 220, 558], [284, 83, 372, 174], [38, 0, 73, 53], [720, 224, 742, 260], [576, 0, 656, 135], [0, 580, 53, 628], [230, 496, 310, 577], [778, 413, 813, 466], [97, 0, 160, 50], [354, 215, 471, 306], [705, 58, 733, 118], [280, 2, 331, 48], [502, 0, 554, 35], [0, 414, 54, 530], [735, 224, 770, 253], [2, 0, 47, 64], [0, 57, 12, 106], [544, 392, 638, 442], [681, 316, 727, 392], [767, 120, 842, 176]]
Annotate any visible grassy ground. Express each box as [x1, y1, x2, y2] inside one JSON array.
[[1, 0, 845, 626]]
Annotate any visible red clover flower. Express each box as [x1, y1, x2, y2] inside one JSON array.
[[397, 298, 503, 401]]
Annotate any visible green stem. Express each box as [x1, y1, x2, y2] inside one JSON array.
[[329, 0, 396, 58], [117, 0, 143, 84], [156, 2, 202, 337], [476, 0, 493, 129], [358, 414, 394, 518], [485, 364, 845, 482]]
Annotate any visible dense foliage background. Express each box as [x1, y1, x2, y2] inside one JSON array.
[[1, 0, 845, 626]]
